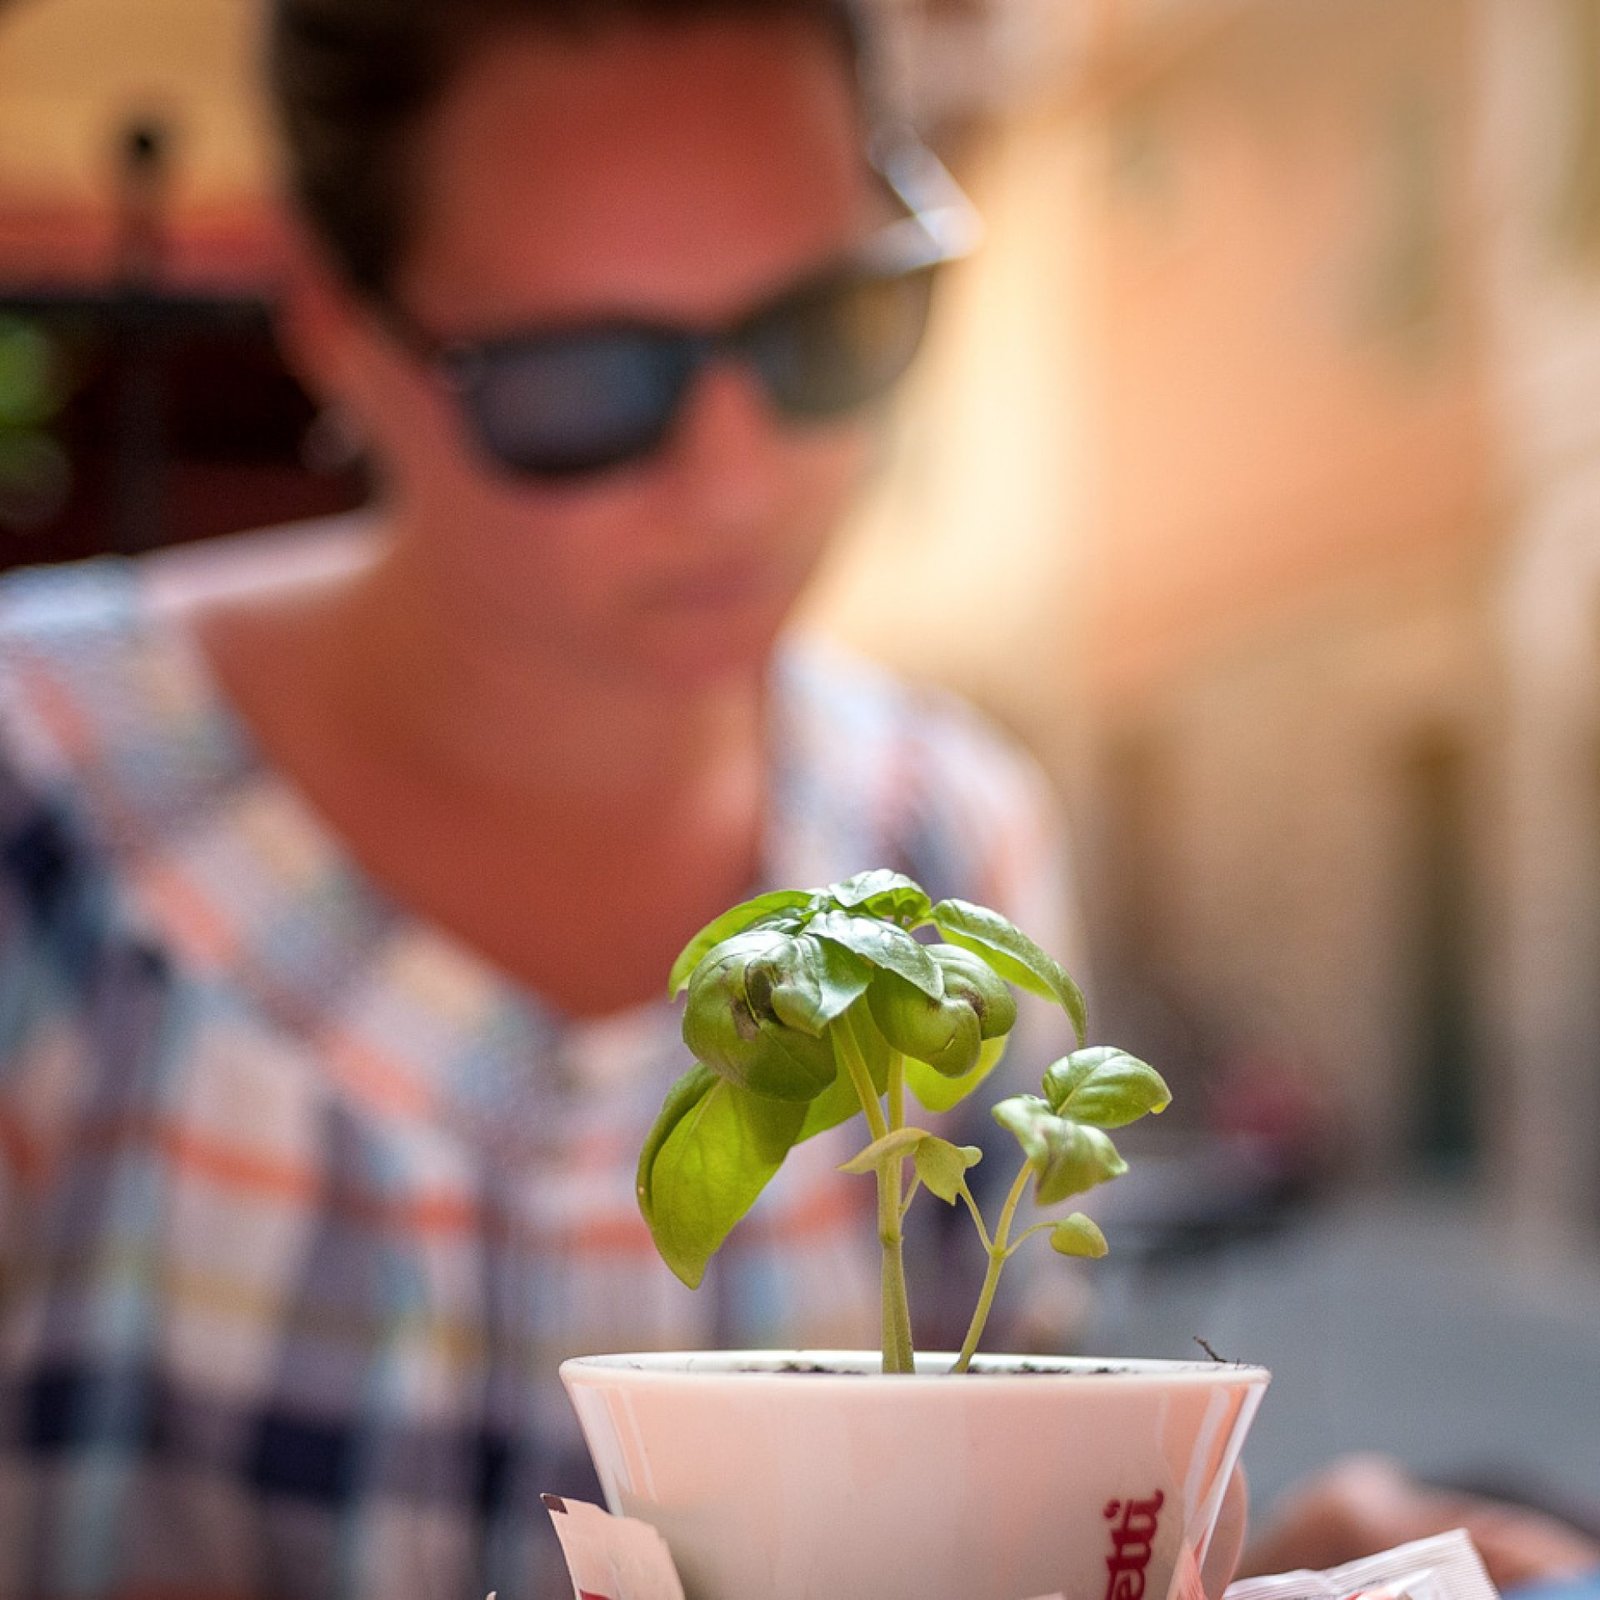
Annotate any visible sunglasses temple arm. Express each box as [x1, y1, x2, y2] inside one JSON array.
[[870, 131, 985, 263]]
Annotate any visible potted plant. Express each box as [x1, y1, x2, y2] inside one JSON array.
[[561, 871, 1269, 1600]]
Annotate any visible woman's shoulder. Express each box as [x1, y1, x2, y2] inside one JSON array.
[[0, 553, 214, 806], [777, 633, 1059, 827], [0, 521, 370, 800], [0, 552, 135, 655], [0, 555, 144, 785], [139, 515, 376, 615]]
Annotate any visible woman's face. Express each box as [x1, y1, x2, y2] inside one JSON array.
[[319, 16, 882, 688]]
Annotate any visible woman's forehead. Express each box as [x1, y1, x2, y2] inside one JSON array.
[[395, 17, 875, 329]]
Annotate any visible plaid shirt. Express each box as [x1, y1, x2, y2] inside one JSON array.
[[0, 557, 1072, 1600]]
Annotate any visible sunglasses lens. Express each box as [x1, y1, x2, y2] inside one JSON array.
[[461, 330, 689, 478], [743, 265, 937, 421], [443, 265, 936, 480]]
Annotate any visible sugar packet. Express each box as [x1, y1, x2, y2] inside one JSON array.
[[541, 1494, 684, 1600], [1225, 1529, 1500, 1600]]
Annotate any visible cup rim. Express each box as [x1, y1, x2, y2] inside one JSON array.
[[559, 1349, 1272, 1388]]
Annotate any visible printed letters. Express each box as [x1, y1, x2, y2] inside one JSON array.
[[1102, 1490, 1165, 1600]]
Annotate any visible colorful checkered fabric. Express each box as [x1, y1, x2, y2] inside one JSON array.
[[0, 556, 1073, 1599]]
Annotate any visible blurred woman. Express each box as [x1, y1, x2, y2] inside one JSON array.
[[0, 2, 1068, 1594]]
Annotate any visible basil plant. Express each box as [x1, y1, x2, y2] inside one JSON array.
[[637, 870, 1170, 1374]]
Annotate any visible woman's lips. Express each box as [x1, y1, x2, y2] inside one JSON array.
[[642, 556, 796, 613]]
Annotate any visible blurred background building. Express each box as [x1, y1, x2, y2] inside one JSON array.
[[832, 0, 1600, 1259], [1, 0, 1597, 1509]]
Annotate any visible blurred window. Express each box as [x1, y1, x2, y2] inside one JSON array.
[[1400, 727, 1479, 1176], [0, 291, 364, 572]]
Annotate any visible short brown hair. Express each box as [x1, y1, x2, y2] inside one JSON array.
[[267, 0, 869, 298]]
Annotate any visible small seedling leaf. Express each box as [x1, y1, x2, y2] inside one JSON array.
[[914, 1137, 983, 1204], [991, 1095, 1128, 1206], [1041, 1047, 1171, 1128], [839, 1126, 930, 1174], [1050, 1213, 1109, 1258]]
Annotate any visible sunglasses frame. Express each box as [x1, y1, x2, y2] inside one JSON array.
[[372, 135, 983, 480]]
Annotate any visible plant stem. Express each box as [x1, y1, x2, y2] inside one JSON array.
[[951, 1161, 1034, 1373], [1005, 1220, 1059, 1252], [956, 1180, 993, 1254], [879, 1048, 913, 1372], [876, 1150, 915, 1374], [833, 1013, 914, 1374], [833, 1012, 888, 1142]]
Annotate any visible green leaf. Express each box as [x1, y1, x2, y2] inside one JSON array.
[[668, 890, 815, 995], [913, 1137, 982, 1204], [810, 909, 945, 998], [992, 1095, 1128, 1206], [930, 899, 1088, 1043], [904, 1033, 1009, 1114], [839, 1125, 929, 1174], [682, 929, 838, 1101], [793, 1000, 891, 1143], [835, 1123, 982, 1203], [792, 1066, 852, 1142], [1041, 1047, 1171, 1129], [637, 1065, 808, 1288], [1050, 1212, 1109, 1258], [759, 933, 873, 1036], [927, 945, 1019, 1040], [826, 870, 934, 928], [866, 968, 983, 1079]]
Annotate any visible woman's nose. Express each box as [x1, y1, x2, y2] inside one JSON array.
[[658, 357, 789, 524]]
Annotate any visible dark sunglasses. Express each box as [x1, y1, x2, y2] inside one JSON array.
[[375, 139, 981, 482]]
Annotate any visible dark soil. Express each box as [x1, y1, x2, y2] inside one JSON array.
[[744, 1359, 1130, 1376]]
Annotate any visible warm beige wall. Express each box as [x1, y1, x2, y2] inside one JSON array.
[[1082, 0, 1498, 704], [0, 0, 270, 209], [805, 106, 1103, 745], [813, 0, 1503, 730]]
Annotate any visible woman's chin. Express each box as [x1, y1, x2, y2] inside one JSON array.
[[634, 609, 791, 690], [626, 580, 802, 689]]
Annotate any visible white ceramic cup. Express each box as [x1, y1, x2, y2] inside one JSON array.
[[560, 1350, 1270, 1600]]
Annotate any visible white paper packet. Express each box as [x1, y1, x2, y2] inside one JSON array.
[[1224, 1529, 1500, 1600], [541, 1494, 686, 1600]]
